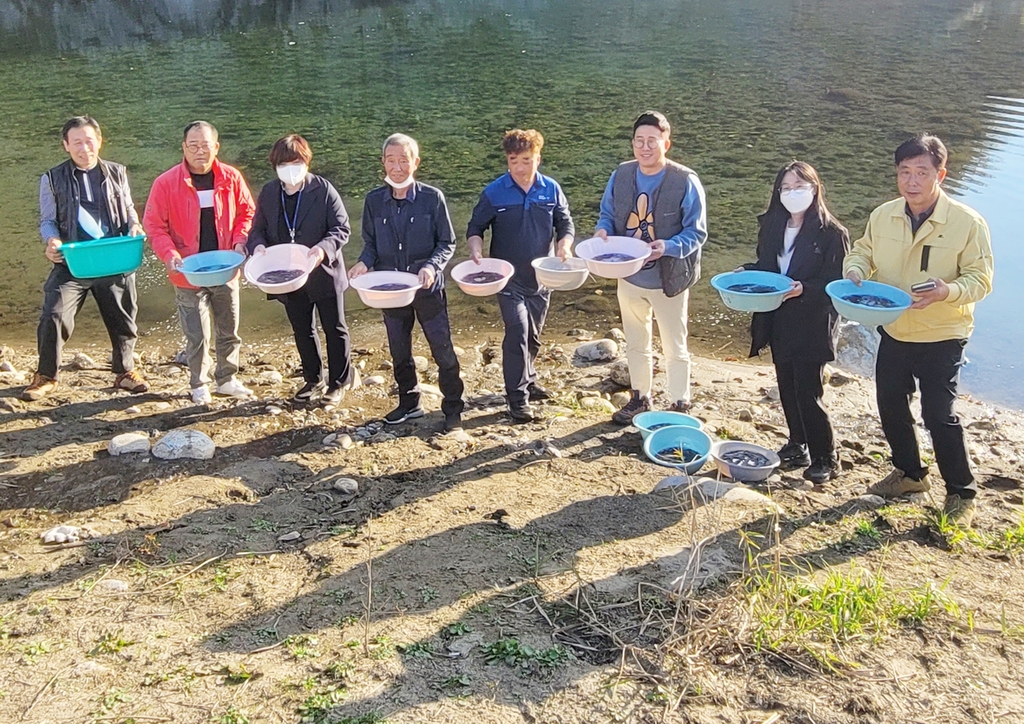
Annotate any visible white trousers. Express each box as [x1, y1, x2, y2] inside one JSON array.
[[616, 279, 691, 403]]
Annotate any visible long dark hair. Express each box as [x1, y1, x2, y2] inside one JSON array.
[[756, 161, 841, 260]]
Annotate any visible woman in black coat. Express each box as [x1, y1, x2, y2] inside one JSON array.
[[247, 134, 352, 405], [745, 161, 850, 483]]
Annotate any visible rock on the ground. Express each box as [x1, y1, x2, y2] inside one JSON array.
[[277, 531, 302, 543], [259, 370, 284, 384], [605, 328, 627, 344], [332, 478, 359, 495], [345, 367, 362, 390], [611, 391, 631, 409], [0, 360, 15, 373], [363, 375, 386, 386], [855, 494, 887, 508], [835, 320, 880, 378], [574, 339, 618, 363], [98, 579, 129, 593], [336, 433, 354, 449], [68, 352, 97, 370], [108, 432, 151, 456], [40, 525, 81, 544], [266, 405, 283, 416], [581, 396, 617, 414], [414, 355, 429, 372], [152, 429, 216, 460], [419, 383, 443, 397], [608, 358, 631, 387], [653, 477, 782, 513]]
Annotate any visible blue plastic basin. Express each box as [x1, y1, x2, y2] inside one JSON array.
[[643, 426, 713, 474], [61, 235, 145, 279], [633, 411, 703, 441], [825, 279, 912, 327], [180, 250, 245, 287], [710, 270, 792, 313]]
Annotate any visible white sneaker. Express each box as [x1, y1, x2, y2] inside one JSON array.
[[215, 378, 254, 398], [191, 386, 212, 405]]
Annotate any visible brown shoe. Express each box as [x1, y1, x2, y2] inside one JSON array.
[[943, 494, 977, 528], [114, 369, 149, 394], [611, 390, 651, 425], [867, 467, 930, 499], [22, 373, 58, 401]]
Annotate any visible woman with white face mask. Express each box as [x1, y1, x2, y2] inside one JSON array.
[[247, 134, 353, 405], [741, 161, 850, 484]]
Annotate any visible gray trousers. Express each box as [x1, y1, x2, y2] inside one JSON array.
[[174, 278, 241, 389]]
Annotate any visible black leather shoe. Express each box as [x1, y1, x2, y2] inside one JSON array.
[[527, 383, 552, 401], [443, 413, 463, 432], [777, 441, 811, 469], [804, 456, 839, 484], [508, 404, 535, 423]]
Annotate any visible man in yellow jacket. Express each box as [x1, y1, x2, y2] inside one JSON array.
[[844, 134, 993, 527]]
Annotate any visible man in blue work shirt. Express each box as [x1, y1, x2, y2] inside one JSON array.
[[595, 111, 708, 425], [349, 133, 465, 431], [467, 129, 575, 423]]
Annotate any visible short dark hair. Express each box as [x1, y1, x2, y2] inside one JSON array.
[[633, 111, 670, 137], [269, 134, 313, 167], [183, 120, 218, 142], [501, 128, 544, 156], [895, 134, 947, 169], [62, 116, 101, 142]]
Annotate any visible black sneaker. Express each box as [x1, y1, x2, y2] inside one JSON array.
[[611, 390, 651, 425], [294, 380, 326, 402], [508, 404, 535, 423], [322, 386, 344, 406], [443, 413, 463, 432], [803, 456, 839, 484], [777, 441, 811, 470], [384, 405, 425, 425], [527, 383, 552, 401]]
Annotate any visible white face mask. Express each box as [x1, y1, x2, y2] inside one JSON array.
[[277, 163, 308, 186], [385, 174, 415, 190], [780, 188, 814, 214]]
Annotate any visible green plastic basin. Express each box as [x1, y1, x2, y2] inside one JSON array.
[[61, 235, 145, 279]]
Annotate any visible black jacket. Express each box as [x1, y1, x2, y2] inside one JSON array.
[[358, 182, 456, 294], [247, 173, 350, 302], [747, 219, 849, 363]]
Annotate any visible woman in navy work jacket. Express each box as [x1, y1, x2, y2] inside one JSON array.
[[247, 134, 353, 405], [744, 161, 849, 484]]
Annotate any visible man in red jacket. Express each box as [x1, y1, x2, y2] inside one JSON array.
[[144, 121, 256, 404]]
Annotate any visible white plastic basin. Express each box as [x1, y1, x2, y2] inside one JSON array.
[[451, 258, 515, 297], [350, 271, 421, 309], [243, 244, 315, 294], [574, 236, 652, 278], [531, 256, 590, 291]]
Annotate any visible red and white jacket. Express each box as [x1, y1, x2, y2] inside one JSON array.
[[144, 159, 255, 289]]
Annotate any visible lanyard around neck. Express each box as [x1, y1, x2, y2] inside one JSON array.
[[281, 185, 304, 243]]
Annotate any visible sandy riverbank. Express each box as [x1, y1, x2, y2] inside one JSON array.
[[1, 322, 1023, 723]]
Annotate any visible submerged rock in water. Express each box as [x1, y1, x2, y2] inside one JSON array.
[[152, 429, 215, 460]]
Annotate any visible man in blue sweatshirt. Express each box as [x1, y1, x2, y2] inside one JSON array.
[[467, 129, 575, 422], [595, 111, 708, 424]]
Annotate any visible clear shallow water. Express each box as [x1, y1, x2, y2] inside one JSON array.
[[0, 0, 1022, 406]]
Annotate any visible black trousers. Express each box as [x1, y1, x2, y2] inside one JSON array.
[[875, 330, 976, 497], [497, 287, 550, 406], [282, 292, 351, 389], [774, 356, 835, 461], [36, 264, 138, 379], [382, 287, 464, 417]]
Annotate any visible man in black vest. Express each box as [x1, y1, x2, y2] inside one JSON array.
[[22, 116, 149, 401], [595, 111, 708, 424]]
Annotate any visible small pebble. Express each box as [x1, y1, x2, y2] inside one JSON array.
[[332, 478, 359, 495], [266, 405, 283, 416], [277, 531, 301, 543]]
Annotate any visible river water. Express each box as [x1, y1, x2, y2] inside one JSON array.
[[1, 0, 1022, 406]]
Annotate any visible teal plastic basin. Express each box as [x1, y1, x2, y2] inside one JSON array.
[[61, 235, 145, 279]]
